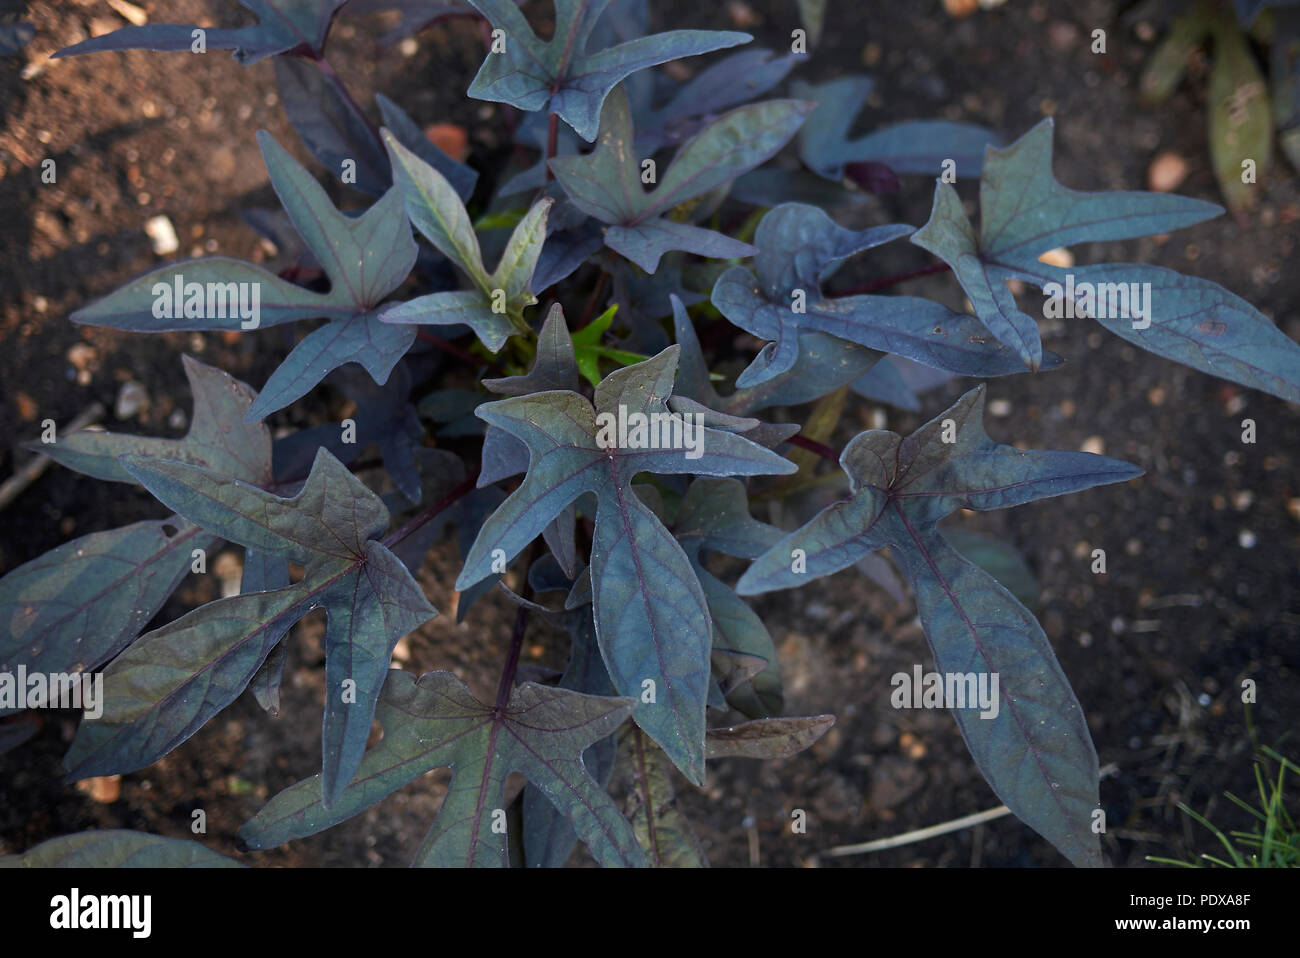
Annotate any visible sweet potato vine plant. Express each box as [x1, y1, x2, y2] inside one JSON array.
[[3, 0, 1298, 868]]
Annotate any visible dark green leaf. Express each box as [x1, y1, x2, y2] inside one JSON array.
[[738, 386, 1142, 866], [241, 669, 645, 867], [550, 86, 810, 271], [713, 204, 1055, 387], [464, 0, 749, 141], [613, 724, 707, 866], [911, 118, 1226, 372], [456, 342, 796, 783], [64, 450, 435, 808]]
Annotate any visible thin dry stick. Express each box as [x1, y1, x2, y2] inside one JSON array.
[[823, 763, 1119, 858], [0, 402, 106, 512]]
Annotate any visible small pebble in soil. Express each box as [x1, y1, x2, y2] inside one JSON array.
[[726, 1, 760, 28], [75, 774, 121, 803], [144, 214, 179, 255], [1147, 151, 1189, 193], [1048, 21, 1079, 50], [115, 380, 149, 420], [15, 391, 38, 421], [1238, 530, 1256, 549], [67, 342, 97, 385], [1080, 435, 1105, 455]]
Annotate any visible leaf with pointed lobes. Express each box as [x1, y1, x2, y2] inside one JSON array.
[[794, 76, 1001, 180], [713, 203, 1059, 388], [379, 129, 552, 350], [550, 86, 812, 272], [455, 347, 796, 784], [483, 303, 582, 396], [911, 118, 1228, 373], [3, 356, 269, 697], [52, 0, 347, 64], [0, 831, 245, 868], [34, 355, 273, 486], [240, 669, 646, 867], [463, 0, 750, 141], [63, 450, 435, 810], [705, 715, 835, 759], [737, 386, 1141, 867], [70, 133, 420, 422]]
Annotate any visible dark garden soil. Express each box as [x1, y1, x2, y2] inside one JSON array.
[[1, 0, 1297, 868]]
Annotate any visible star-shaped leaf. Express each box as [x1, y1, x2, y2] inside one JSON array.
[[454, 348, 797, 783], [463, 0, 750, 141], [63, 450, 435, 809], [794, 76, 1001, 181], [550, 86, 811, 272], [72, 132, 420, 422], [52, 0, 347, 64], [241, 669, 645, 867], [35, 355, 273, 486], [379, 129, 551, 350], [910, 118, 1261, 378], [1, 357, 274, 705], [738, 386, 1143, 867], [713, 203, 1056, 388]]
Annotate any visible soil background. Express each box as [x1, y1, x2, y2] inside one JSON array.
[[1, 0, 1298, 868]]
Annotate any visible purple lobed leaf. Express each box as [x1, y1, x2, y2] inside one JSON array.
[[241, 669, 645, 867], [737, 386, 1142, 866], [463, 0, 750, 141], [63, 450, 435, 808], [455, 341, 796, 782]]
